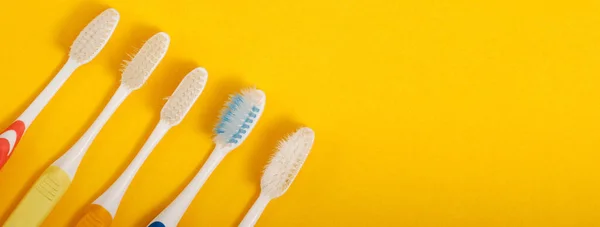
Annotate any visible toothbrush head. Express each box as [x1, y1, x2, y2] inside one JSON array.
[[261, 127, 315, 199], [161, 67, 208, 126], [121, 32, 170, 90], [69, 8, 120, 65], [213, 88, 266, 149]]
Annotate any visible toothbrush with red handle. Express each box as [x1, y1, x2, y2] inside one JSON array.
[[0, 8, 120, 169]]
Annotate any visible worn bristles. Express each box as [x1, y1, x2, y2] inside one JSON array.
[[160, 67, 208, 125], [213, 88, 266, 146], [261, 127, 315, 198], [121, 32, 170, 90], [69, 8, 120, 65]]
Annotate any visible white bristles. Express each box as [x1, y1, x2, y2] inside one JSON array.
[[161, 67, 208, 125], [69, 8, 120, 64], [261, 127, 315, 199], [121, 32, 170, 90], [213, 88, 265, 147]]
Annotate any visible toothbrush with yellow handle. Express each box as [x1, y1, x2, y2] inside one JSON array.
[[4, 32, 170, 227], [76, 67, 208, 227], [0, 8, 119, 169]]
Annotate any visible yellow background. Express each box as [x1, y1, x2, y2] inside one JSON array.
[[0, 0, 599, 226]]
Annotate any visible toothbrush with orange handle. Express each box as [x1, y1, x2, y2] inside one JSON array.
[[0, 8, 120, 169], [76, 67, 208, 227], [3, 32, 170, 227]]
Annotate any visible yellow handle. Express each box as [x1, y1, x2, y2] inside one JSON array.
[[75, 204, 113, 227], [4, 165, 71, 227]]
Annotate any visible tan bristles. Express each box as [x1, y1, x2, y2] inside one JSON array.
[[161, 68, 208, 125], [260, 127, 315, 199], [121, 32, 170, 90], [69, 8, 120, 64]]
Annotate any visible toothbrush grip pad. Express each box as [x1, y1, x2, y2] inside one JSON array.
[[4, 165, 71, 227]]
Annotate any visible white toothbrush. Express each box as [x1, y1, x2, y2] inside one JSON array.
[[75, 67, 208, 227], [148, 88, 266, 227], [4, 32, 170, 227], [0, 8, 119, 169], [239, 127, 315, 227]]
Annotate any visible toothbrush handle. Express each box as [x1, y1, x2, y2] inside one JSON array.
[[4, 165, 71, 227], [239, 195, 270, 227], [0, 59, 78, 169], [149, 147, 226, 227], [75, 204, 113, 227]]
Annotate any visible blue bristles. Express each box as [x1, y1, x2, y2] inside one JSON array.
[[214, 88, 265, 146], [214, 94, 243, 135], [225, 106, 260, 144]]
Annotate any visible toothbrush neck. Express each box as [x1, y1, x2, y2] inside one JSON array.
[[80, 86, 131, 145], [92, 120, 171, 216], [53, 85, 131, 179], [181, 145, 228, 200], [115, 120, 171, 184], [129, 120, 171, 171], [18, 59, 80, 126], [239, 194, 271, 227], [153, 145, 229, 226]]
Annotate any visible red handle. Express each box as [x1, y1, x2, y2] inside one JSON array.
[[0, 120, 26, 169]]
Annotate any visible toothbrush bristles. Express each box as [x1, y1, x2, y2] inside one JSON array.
[[260, 127, 315, 198], [213, 88, 266, 146], [121, 32, 170, 90], [69, 8, 120, 64], [160, 68, 208, 125]]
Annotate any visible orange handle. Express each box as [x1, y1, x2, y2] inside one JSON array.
[[76, 204, 114, 227]]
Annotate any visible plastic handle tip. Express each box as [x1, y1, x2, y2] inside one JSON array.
[[76, 204, 114, 227], [149, 221, 166, 227], [0, 120, 26, 169], [4, 165, 71, 227]]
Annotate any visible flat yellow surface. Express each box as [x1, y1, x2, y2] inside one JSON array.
[[0, 0, 599, 226]]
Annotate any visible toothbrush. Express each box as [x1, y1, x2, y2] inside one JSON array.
[[239, 127, 315, 227], [148, 88, 266, 227], [0, 8, 119, 169], [4, 32, 170, 227], [76, 67, 208, 227]]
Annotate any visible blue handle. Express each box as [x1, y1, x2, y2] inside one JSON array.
[[149, 222, 166, 227]]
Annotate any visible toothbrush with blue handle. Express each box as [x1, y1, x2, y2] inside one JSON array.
[[148, 88, 266, 227]]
